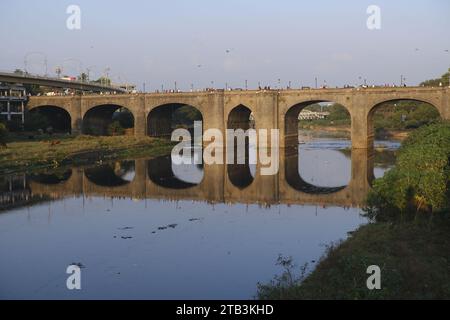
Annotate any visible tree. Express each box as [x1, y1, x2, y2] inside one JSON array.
[[24, 112, 50, 131], [364, 122, 450, 221], [327, 104, 350, 121], [0, 123, 8, 148], [94, 77, 112, 86], [420, 68, 450, 87], [107, 121, 125, 136], [78, 73, 88, 82]]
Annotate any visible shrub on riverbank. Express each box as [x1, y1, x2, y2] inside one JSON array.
[[365, 122, 450, 222], [257, 213, 450, 300]]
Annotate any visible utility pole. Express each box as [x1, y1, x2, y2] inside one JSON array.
[[315, 77, 318, 89], [174, 81, 177, 92], [143, 82, 146, 93], [245, 80, 248, 90]]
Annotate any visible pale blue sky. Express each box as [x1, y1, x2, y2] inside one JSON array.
[[1, 0, 449, 90]]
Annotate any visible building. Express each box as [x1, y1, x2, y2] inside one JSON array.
[[298, 109, 330, 121], [0, 84, 27, 124]]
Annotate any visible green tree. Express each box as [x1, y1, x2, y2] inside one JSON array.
[[327, 104, 350, 121], [0, 122, 8, 147], [421, 68, 450, 87], [113, 110, 134, 129], [107, 121, 125, 136], [365, 122, 450, 221], [24, 112, 50, 131], [94, 77, 112, 86], [78, 72, 89, 82]]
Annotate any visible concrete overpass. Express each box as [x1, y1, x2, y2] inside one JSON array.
[[0, 72, 127, 93], [27, 86, 450, 149]]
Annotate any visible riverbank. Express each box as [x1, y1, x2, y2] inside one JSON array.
[[258, 123, 450, 300], [257, 214, 450, 299], [0, 135, 174, 175], [299, 124, 410, 141]]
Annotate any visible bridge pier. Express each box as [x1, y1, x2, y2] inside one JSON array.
[[442, 88, 450, 120], [350, 102, 371, 149], [134, 108, 147, 137]]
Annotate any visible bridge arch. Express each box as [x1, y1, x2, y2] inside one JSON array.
[[368, 98, 442, 148], [84, 161, 136, 187], [284, 100, 352, 194], [147, 155, 204, 189], [285, 100, 351, 147], [28, 105, 72, 133], [226, 104, 256, 189], [147, 103, 203, 139], [82, 104, 135, 136]]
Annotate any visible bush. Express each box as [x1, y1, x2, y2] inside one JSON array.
[[24, 112, 49, 131], [0, 123, 8, 147], [107, 121, 125, 136], [364, 122, 450, 221], [113, 110, 134, 129]]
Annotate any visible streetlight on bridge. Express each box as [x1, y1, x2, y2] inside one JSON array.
[[400, 75, 406, 87]]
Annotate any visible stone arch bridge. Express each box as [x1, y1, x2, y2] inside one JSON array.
[[27, 87, 450, 149]]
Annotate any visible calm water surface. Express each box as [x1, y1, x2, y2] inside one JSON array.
[[0, 139, 399, 299]]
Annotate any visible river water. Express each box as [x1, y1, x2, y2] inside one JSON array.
[[0, 138, 400, 299]]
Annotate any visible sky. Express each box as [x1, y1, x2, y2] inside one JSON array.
[[1, 0, 449, 91]]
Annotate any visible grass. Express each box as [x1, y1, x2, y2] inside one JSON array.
[[0, 134, 174, 175], [257, 213, 450, 300]]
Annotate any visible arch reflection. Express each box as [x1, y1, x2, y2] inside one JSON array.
[[29, 169, 72, 185], [148, 154, 204, 189], [285, 143, 349, 194], [85, 161, 135, 187]]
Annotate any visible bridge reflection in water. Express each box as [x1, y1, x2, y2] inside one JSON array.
[[7, 146, 376, 208]]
